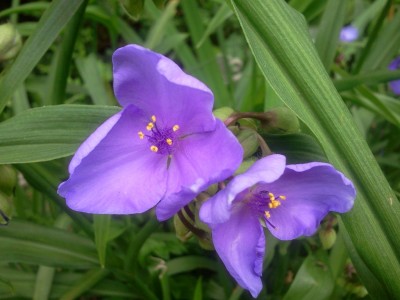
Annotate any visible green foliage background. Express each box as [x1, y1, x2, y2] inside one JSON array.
[[0, 0, 399, 299]]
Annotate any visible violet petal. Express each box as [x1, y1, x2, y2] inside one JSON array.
[[265, 162, 355, 240], [112, 44, 216, 134], [200, 154, 286, 225], [58, 105, 169, 214], [156, 120, 243, 220], [212, 207, 264, 298]]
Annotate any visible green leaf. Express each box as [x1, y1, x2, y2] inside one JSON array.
[[334, 69, 400, 92], [192, 277, 203, 300], [314, 0, 346, 70], [230, 0, 400, 297], [263, 133, 328, 164], [93, 215, 111, 268], [0, 219, 98, 268], [45, 0, 88, 105], [0, 105, 120, 164], [166, 256, 217, 276], [59, 269, 110, 300], [119, 0, 145, 20], [283, 253, 334, 300], [75, 55, 116, 106], [0, 0, 86, 113], [196, 3, 233, 48], [145, 0, 179, 49], [180, 0, 232, 107]]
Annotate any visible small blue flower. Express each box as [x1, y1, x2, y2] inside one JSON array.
[[340, 25, 359, 42], [388, 56, 400, 95]]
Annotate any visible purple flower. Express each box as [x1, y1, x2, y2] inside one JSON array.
[[200, 154, 355, 297], [340, 25, 359, 42], [388, 56, 400, 95], [58, 45, 243, 220]]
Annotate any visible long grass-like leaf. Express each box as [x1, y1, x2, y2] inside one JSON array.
[[230, 0, 400, 297], [0, 0, 85, 113]]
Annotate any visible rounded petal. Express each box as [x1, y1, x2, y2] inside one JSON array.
[[265, 162, 356, 240], [68, 109, 122, 174], [212, 208, 264, 298], [156, 120, 243, 220], [58, 105, 169, 214], [112, 44, 215, 134], [200, 154, 286, 225]]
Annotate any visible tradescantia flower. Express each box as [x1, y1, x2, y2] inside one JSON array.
[[339, 25, 359, 42], [58, 45, 243, 220], [388, 56, 400, 95], [200, 154, 355, 297]]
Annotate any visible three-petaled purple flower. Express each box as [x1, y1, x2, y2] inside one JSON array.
[[339, 25, 359, 42], [58, 45, 243, 220], [388, 56, 400, 95], [200, 154, 356, 297]]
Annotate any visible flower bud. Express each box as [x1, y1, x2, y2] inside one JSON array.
[[319, 227, 337, 249], [213, 106, 234, 122], [236, 129, 259, 158], [173, 214, 193, 242], [235, 158, 256, 175], [352, 285, 368, 297], [0, 191, 12, 225], [0, 165, 17, 196], [0, 23, 22, 62], [262, 107, 300, 134]]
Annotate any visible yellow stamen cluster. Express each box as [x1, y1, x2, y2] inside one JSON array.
[[146, 122, 154, 131], [137, 115, 181, 154], [264, 192, 286, 219]]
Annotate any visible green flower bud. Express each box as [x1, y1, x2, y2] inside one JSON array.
[[235, 158, 256, 175], [352, 285, 368, 297], [0, 191, 13, 225], [236, 129, 259, 158], [0, 165, 17, 196], [0, 23, 22, 62], [319, 228, 337, 249], [262, 107, 300, 134], [173, 214, 193, 242], [213, 106, 235, 122]]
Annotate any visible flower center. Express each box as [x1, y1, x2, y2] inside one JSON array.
[[251, 190, 286, 229], [137, 115, 180, 155]]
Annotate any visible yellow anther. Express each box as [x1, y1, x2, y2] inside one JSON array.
[[268, 192, 274, 198], [150, 145, 158, 152], [138, 131, 144, 139], [269, 199, 281, 209], [151, 115, 156, 122], [166, 138, 173, 145], [279, 195, 286, 200], [264, 211, 271, 219], [146, 122, 154, 131], [173, 125, 180, 132]]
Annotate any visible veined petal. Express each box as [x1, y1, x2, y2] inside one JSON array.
[[200, 154, 286, 225], [58, 105, 168, 214], [212, 208, 264, 298], [265, 162, 356, 240], [113, 45, 216, 134], [155, 120, 243, 220]]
